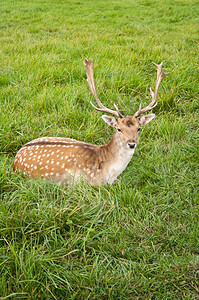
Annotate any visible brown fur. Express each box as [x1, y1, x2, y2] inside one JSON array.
[[14, 116, 145, 186]]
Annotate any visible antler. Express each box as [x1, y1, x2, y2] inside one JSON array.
[[84, 58, 123, 118], [134, 62, 169, 118]]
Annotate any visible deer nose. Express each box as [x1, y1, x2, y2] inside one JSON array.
[[128, 143, 136, 149], [127, 140, 136, 149]]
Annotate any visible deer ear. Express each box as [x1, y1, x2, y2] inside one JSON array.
[[102, 115, 117, 128], [139, 114, 155, 126]]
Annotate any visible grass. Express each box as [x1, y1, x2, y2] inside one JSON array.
[[0, 0, 199, 298]]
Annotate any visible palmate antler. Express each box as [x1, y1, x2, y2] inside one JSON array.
[[84, 58, 124, 118], [133, 62, 169, 118]]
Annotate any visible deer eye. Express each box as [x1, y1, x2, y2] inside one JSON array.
[[117, 128, 122, 132], [138, 128, 141, 132]]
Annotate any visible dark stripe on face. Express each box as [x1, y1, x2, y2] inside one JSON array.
[[126, 120, 134, 127]]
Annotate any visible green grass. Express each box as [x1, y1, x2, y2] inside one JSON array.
[[0, 0, 199, 298]]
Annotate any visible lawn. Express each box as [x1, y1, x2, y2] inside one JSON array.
[[0, 0, 198, 299]]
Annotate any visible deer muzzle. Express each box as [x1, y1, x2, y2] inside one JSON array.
[[127, 140, 136, 149]]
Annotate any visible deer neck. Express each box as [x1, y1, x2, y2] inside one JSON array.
[[100, 131, 135, 184]]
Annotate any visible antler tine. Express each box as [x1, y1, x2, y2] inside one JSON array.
[[84, 58, 123, 118], [134, 62, 169, 118]]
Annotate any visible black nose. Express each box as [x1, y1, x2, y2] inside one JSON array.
[[128, 143, 136, 149]]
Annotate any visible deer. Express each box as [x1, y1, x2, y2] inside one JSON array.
[[14, 58, 169, 186]]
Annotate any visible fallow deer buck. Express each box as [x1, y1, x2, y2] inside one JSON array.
[[14, 59, 169, 186]]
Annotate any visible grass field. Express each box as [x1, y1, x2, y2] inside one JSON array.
[[0, 0, 199, 299]]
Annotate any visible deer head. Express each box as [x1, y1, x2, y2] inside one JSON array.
[[84, 58, 169, 150]]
